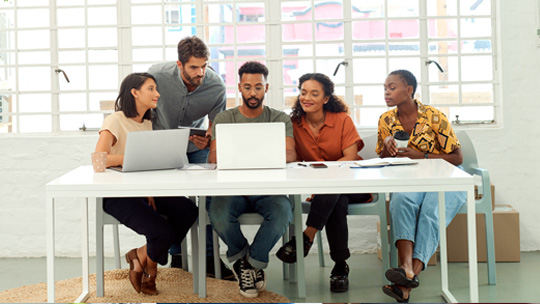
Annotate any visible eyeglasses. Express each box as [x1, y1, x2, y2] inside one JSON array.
[[241, 86, 265, 93]]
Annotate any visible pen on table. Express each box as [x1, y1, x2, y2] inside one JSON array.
[[298, 163, 308, 167]]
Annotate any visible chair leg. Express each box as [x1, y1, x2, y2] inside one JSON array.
[[484, 211, 497, 285], [96, 198, 105, 297], [316, 230, 325, 267], [181, 237, 188, 271], [213, 230, 221, 279], [112, 224, 121, 269], [190, 220, 199, 295], [282, 228, 290, 280]]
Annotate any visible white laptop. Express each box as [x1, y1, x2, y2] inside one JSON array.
[[110, 129, 189, 172], [216, 122, 286, 170]]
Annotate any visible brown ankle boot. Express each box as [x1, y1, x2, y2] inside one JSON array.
[[141, 272, 159, 295]]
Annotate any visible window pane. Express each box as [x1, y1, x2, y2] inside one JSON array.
[[237, 3, 265, 22], [237, 25, 265, 43], [461, 56, 492, 81], [429, 84, 459, 105], [59, 93, 87, 112], [57, 0, 84, 5], [462, 83, 493, 104], [353, 58, 386, 83], [18, 30, 50, 50], [316, 58, 344, 83], [353, 107, 386, 127], [205, 4, 233, 23], [18, 51, 50, 65], [0, 68, 15, 90], [237, 45, 265, 59], [283, 44, 313, 57], [450, 106, 493, 122], [90, 92, 117, 111], [60, 113, 103, 131], [57, 8, 85, 27], [428, 41, 459, 55], [88, 7, 117, 25], [460, 0, 491, 16], [388, 0, 419, 18], [354, 85, 386, 106], [389, 41, 420, 56], [58, 29, 85, 48], [17, 9, 49, 28], [314, 1, 343, 20], [461, 18, 491, 38], [282, 2, 312, 21], [427, 0, 457, 16], [165, 26, 196, 44], [352, 21, 385, 40], [461, 39, 491, 53], [282, 23, 312, 42], [285, 59, 314, 86], [132, 5, 162, 24], [133, 48, 164, 62], [132, 27, 162, 46], [388, 58, 421, 79], [89, 65, 118, 90], [88, 28, 118, 47], [427, 56, 458, 82], [428, 19, 457, 38], [19, 67, 50, 91], [89, 50, 118, 63], [19, 94, 51, 113], [315, 43, 343, 56], [352, 1, 384, 18], [19, 115, 51, 133], [388, 20, 419, 39], [59, 51, 86, 64], [353, 42, 386, 56], [59, 66, 87, 91]]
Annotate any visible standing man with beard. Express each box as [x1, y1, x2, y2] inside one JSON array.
[[207, 61, 295, 298], [148, 36, 235, 280]]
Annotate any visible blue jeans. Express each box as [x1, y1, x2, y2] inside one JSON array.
[[390, 189, 466, 269], [169, 148, 214, 257], [207, 195, 292, 269]]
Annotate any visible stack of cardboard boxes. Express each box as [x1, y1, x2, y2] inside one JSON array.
[[376, 183, 520, 264]]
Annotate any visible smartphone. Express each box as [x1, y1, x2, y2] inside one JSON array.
[[189, 128, 207, 137], [310, 163, 328, 168]]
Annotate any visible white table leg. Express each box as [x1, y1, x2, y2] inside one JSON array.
[[198, 196, 207, 298], [292, 195, 306, 298], [466, 187, 479, 302], [76, 197, 90, 303], [438, 192, 457, 303], [46, 195, 55, 303], [191, 219, 200, 295]]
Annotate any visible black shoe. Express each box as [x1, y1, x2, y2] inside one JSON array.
[[330, 261, 349, 292], [206, 256, 236, 281], [231, 257, 258, 298], [276, 232, 313, 264], [170, 253, 183, 269], [253, 268, 266, 292]]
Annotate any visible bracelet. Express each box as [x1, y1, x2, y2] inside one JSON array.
[[424, 153, 429, 159]]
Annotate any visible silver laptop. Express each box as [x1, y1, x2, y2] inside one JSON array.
[[110, 129, 189, 172], [216, 122, 286, 170]]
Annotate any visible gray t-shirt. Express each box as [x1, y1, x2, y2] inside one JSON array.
[[211, 106, 294, 141], [148, 61, 226, 153]]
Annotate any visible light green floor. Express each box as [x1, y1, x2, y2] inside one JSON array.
[[1, 252, 539, 303]]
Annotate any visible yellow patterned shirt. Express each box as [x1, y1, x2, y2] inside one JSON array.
[[375, 100, 460, 155]]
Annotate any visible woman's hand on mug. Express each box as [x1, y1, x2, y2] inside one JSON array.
[[383, 135, 398, 156]]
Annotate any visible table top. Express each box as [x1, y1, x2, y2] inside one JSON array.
[[46, 159, 473, 197]]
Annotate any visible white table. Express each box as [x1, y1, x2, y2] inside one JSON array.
[[46, 159, 477, 303]]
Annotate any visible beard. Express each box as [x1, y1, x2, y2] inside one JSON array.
[[242, 95, 264, 109], [182, 69, 203, 87]]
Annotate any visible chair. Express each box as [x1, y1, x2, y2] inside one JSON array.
[[388, 131, 496, 285], [301, 134, 391, 283], [95, 197, 199, 297]]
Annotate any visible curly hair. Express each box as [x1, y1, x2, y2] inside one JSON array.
[[290, 73, 348, 123], [238, 61, 268, 81]]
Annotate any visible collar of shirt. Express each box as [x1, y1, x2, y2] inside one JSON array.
[[298, 111, 335, 130]]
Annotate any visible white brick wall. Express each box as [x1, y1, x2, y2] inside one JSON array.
[[1, 0, 539, 257]]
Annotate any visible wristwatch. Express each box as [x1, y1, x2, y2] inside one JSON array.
[[424, 153, 429, 159]]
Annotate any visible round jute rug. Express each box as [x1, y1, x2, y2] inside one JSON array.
[[0, 268, 290, 303]]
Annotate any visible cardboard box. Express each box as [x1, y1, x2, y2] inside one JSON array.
[[377, 221, 436, 266], [474, 183, 495, 210], [446, 204, 520, 262]]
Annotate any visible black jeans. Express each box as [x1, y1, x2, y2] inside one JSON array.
[[103, 196, 198, 265], [306, 193, 372, 262]]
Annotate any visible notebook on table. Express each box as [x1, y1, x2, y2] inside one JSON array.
[[109, 129, 189, 172], [216, 122, 286, 170]]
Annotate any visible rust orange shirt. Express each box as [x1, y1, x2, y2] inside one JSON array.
[[293, 111, 364, 161]]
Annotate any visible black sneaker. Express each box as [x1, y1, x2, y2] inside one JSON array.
[[206, 256, 236, 281], [330, 261, 349, 292], [253, 268, 266, 292], [170, 253, 183, 269], [231, 257, 258, 298]]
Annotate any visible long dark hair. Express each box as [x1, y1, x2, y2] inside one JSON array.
[[290, 73, 348, 123], [115, 72, 155, 121]]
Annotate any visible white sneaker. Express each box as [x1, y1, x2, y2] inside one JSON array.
[[253, 268, 266, 292]]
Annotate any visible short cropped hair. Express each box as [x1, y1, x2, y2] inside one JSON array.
[[389, 69, 417, 99], [238, 61, 269, 81], [177, 36, 210, 65], [115, 72, 155, 121]]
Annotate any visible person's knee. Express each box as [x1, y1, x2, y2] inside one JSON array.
[[265, 199, 292, 227]]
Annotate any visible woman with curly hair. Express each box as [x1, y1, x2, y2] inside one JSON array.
[[276, 73, 371, 292]]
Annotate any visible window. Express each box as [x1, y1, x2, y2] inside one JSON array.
[[0, 0, 498, 133]]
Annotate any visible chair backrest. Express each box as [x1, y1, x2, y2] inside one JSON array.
[[456, 131, 479, 174], [359, 133, 379, 160]]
